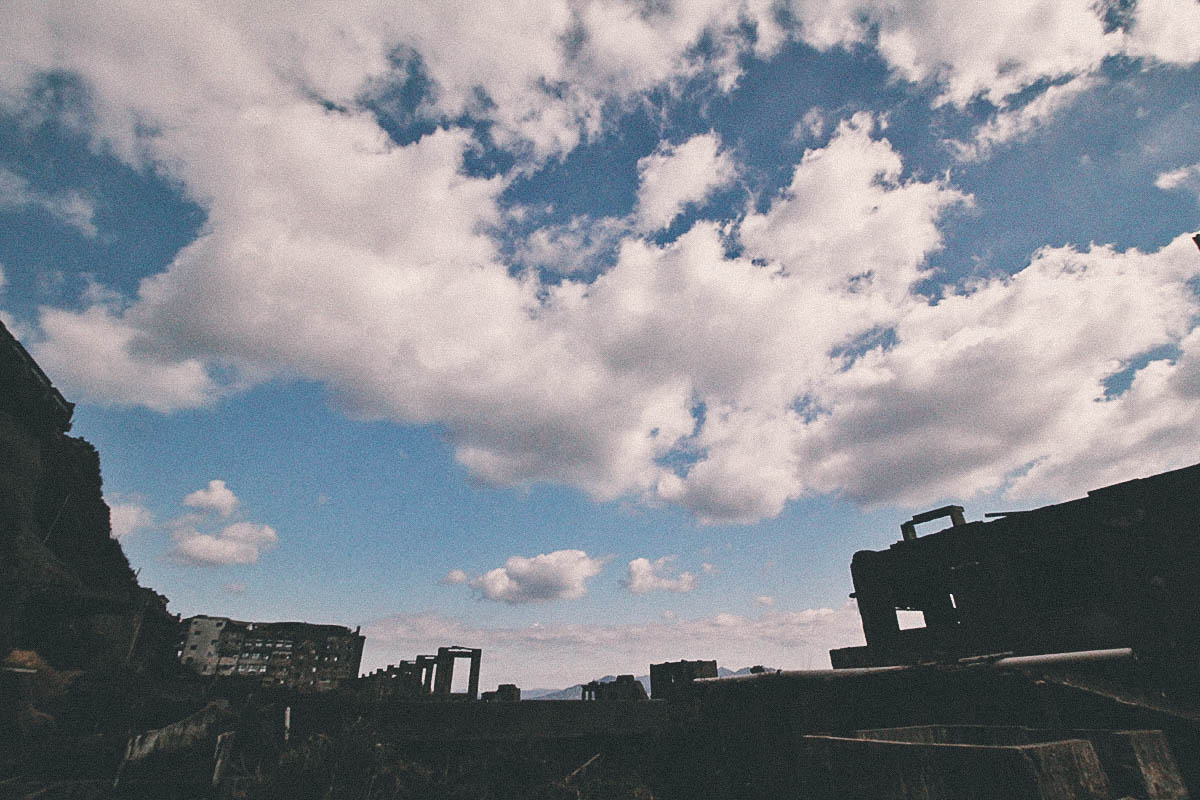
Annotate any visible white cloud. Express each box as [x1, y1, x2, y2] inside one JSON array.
[[1155, 162, 1200, 196], [634, 132, 737, 232], [792, 107, 826, 141], [1125, 0, 1200, 65], [441, 569, 468, 585], [5, 2, 1200, 529], [469, 550, 607, 604], [31, 306, 218, 413], [755, 595, 775, 607], [182, 479, 240, 518], [362, 603, 865, 689], [796, 232, 1200, 506], [108, 501, 154, 539], [953, 75, 1101, 161], [513, 214, 629, 275], [170, 521, 278, 567], [626, 556, 699, 594], [0, 0, 788, 167], [791, 0, 1122, 107], [0, 166, 97, 237]]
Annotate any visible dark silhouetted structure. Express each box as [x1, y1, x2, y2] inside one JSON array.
[[481, 683, 521, 702], [433, 645, 482, 699], [359, 645, 481, 700], [582, 674, 648, 701], [831, 462, 1200, 668], [1, 319, 177, 675], [650, 659, 718, 699]]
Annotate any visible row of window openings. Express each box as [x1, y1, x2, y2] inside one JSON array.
[[190, 638, 350, 651], [185, 643, 341, 662]]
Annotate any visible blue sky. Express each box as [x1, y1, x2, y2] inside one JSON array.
[[2, 0, 1200, 690]]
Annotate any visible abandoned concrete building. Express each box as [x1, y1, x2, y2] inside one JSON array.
[[581, 674, 648, 701], [650, 659, 718, 700], [179, 615, 364, 691], [830, 462, 1200, 669], [358, 645, 482, 700]]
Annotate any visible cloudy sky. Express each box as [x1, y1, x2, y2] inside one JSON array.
[[2, 0, 1199, 690]]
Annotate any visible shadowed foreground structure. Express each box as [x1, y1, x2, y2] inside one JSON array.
[[831, 463, 1200, 670]]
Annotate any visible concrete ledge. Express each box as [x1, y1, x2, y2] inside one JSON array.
[[799, 735, 1112, 800], [855, 726, 1188, 799]]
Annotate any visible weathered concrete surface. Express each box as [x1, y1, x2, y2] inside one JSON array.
[[686, 661, 1200, 799], [122, 700, 237, 763], [800, 735, 1112, 799], [857, 726, 1189, 799]]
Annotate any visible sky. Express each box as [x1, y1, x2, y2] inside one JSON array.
[[2, 0, 1200, 692]]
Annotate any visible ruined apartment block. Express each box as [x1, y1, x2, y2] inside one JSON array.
[[179, 615, 364, 691]]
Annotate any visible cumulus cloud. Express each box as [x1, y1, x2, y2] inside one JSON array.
[[6, 1, 1200, 528], [1124, 0, 1200, 65], [0, 166, 97, 236], [182, 479, 240, 518], [634, 133, 737, 232], [108, 501, 154, 539], [441, 569, 468, 585], [363, 604, 865, 688], [31, 306, 218, 413], [168, 480, 277, 566], [468, 550, 607, 604], [625, 556, 699, 594], [170, 521, 278, 567], [23, 99, 1200, 524]]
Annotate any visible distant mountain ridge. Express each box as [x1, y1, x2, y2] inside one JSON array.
[[524, 666, 776, 700]]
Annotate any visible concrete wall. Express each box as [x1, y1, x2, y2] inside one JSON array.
[[855, 726, 1189, 799], [799, 735, 1112, 800]]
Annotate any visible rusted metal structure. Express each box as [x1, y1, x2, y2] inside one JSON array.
[[831, 462, 1200, 669]]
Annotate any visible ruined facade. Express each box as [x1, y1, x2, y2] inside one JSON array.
[[650, 659, 718, 700], [0, 319, 176, 674], [831, 462, 1200, 669], [179, 615, 364, 691], [359, 645, 482, 700], [582, 674, 648, 701]]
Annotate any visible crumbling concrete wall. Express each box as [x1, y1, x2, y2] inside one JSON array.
[[122, 700, 238, 763]]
